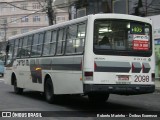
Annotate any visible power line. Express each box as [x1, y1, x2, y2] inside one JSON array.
[[1, 2, 39, 11], [37, 0, 46, 9], [1, 8, 46, 25], [0, 1, 77, 25]]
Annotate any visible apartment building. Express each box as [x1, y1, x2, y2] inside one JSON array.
[[0, 0, 49, 42], [54, 0, 77, 24]]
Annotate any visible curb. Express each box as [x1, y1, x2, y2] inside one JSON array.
[[155, 87, 160, 93]]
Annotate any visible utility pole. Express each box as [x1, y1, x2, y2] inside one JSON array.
[[0, 23, 7, 48], [4, 23, 7, 43], [47, 0, 54, 25], [0, 23, 7, 64], [3, 23, 8, 65]]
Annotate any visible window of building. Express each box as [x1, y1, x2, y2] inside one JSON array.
[[77, 8, 86, 18], [11, 17, 17, 23], [21, 3, 28, 10], [0, 18, 7, 24], [32, 3, 41, 9], [0, 5, 3, 12], [56, 16, 65, 22], [21, 16, 29, 22], [21, 28, 29, 34], [12, 30, 18, 36], [33, 16, 40, 22], [0, 31, 5, 37], [45, 16, 48, 21], [11, 6, 16, 11], [0, 4, 7, 12], [45, 16, 49, 24]]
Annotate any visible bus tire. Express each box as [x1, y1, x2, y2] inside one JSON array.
[[44, 78, 56, 104], [13, 79, 23, 94], [88, 93, 109, 103]]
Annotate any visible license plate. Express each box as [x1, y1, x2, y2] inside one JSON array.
[[118, 75, 129, 81]]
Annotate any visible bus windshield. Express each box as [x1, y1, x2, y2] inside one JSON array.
[[93, 19, 152, 57]]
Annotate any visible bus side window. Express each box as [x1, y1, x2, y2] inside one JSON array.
[[66, 22, 86, 54], [31, 34, 39, 57], [50, 30, 57, 55], [76, 23, 86, 53], [27, 35, 33, 57], [37, 33, 44, 56], [56, 28, 66, 55], [17, 38, 23, 58], [43, 31, 52, 56], [13, 39, 19, 59], [21, 36, 28, 58], [66, 24, 78, 54]]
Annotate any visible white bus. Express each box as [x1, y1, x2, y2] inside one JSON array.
[[5, 14, 155, 103]]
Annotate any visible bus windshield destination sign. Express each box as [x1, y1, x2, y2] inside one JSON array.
[[130, 23, 144, 34]]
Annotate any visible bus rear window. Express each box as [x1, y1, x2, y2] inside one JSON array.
[[93, 19, 152, 57]]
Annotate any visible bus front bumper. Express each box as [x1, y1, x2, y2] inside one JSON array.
[[84, 84, 155, 95]]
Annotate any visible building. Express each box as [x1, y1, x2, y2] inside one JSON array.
[[147, 15, 160, 78], [75, 0, 112, 18], [73, 0, 160, 17], [0, 0, 49, 43], [54, 0, 78, 23], [54, 0, 69, 24]]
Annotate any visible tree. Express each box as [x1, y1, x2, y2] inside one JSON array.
[[0, 0, 55, 25], [76, 0, 88, 9], [46, 0, 54, 25], [134, 0, 145, 16]]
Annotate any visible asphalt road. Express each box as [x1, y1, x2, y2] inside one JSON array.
[[0, 78, 160, 120]]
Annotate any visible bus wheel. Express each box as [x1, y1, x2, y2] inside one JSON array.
[[44, 78, 55, 104], [13, 80, 23, 94], [88, 93, 109, 103]]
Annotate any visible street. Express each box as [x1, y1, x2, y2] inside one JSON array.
[[0, 78, 160, 119]]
